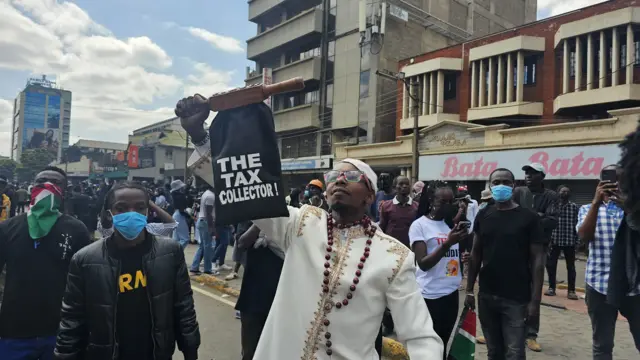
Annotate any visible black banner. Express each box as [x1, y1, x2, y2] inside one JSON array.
[[209, 103, 288, 225]]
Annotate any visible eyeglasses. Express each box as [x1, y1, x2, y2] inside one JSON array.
[[324, 170, 372, 190]]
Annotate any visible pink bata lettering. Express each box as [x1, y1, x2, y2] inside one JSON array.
[[441, 156, 498, 178], [528, 151, 603, 177]]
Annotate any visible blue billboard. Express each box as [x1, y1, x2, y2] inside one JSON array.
[[22, 92, 60, 158]]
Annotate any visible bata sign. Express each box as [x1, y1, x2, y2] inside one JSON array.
[[419, 144, 621, 180]]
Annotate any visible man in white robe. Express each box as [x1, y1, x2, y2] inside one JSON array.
[[175, 94, 443, 359]]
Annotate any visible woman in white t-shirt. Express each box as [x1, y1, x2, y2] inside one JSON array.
[[409, 181, 468, 360]]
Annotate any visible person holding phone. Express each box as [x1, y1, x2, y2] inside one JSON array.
[[409, 181, 468, 360], [577, 164, 640, 359]]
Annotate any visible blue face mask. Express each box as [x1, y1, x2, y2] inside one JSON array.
[[112, 211, 148, 240], [490, 185, 513, 203], [304, 190, 310, 198]]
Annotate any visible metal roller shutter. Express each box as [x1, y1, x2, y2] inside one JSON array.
[[545, 180, 599, 206]]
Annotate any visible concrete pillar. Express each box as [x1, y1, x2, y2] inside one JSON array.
[[409, 76, 416, 117], [402, 81, 408, 119], [429, 73, 436, 114], [506, 53, 514, 102], [600, 31, 607, 88], [587, 34, 594, 90], [613, 27, 620, 86], [422, 73, 429, 115], [471, 62, 478, 108], [563, 39, 570, 94], [516, 51, 525, 102], [488, 57, 495, 105], [479, 59, 486, 106], [437, 70, 445, 113], [628, 24, 635, 84], [497, 55, 504, 104], [575, 37, 582, 91]]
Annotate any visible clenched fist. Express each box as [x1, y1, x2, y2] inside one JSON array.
[[175, 94, 210, 143]]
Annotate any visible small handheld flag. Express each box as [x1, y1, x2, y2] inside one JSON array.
[[447, 306, 477, 360]]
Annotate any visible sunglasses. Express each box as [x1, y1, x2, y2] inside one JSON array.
[[324, 170, 372, 190]]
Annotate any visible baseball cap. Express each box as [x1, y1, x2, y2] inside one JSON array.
[[308, 179, 324, 190], [522, 162, 546, 175]]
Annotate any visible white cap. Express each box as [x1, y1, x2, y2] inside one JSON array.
[[522, 162, 546, 175]]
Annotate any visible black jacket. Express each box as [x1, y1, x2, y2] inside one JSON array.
[[514, 186, 559, 244], [54, 235, 200, 360]]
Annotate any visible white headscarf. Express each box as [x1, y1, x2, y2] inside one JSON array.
[[338, 158, 378, 193]]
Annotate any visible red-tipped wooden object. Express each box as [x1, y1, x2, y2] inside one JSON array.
[[208, 77, 305, 112]]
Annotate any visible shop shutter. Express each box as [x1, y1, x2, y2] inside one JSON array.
[[545, 180, 598, 207]]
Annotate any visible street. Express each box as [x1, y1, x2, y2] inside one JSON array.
[[182, 244, 639, 360]]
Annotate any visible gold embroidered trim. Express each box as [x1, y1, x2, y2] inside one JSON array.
[[386, 242, 409, 284], [301, 229, 353, 360], [296, 206, 325, 237]]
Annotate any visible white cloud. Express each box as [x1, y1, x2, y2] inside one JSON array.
[[187, 27, 245, 53], [0, 0, 238, 157], [538, 0, 608, 18]]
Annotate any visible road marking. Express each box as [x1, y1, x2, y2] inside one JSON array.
[[192, 283, 237, 307]]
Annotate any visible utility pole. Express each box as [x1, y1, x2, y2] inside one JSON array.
[[375, 69, 420, 183], [184, 133, 189, 181]]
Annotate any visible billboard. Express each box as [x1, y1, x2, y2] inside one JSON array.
[[22, 92, 60, 158]]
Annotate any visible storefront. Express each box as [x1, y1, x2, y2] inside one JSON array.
[[419, 143, 621, 205], [280, 157, 333, 191]]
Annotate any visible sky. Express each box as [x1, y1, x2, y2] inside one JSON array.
[[0, 0, 608, 157]]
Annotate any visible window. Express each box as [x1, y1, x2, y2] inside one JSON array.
[[524, 55, 537, 85], [635, 40, 640, 65], [444, 73, 457, 100], [622, 44, 628, 68], [359, 70, 370, 98], [325, 83, 334, 107], [570, 51, 576, 77], [165, 149, 173, 161]]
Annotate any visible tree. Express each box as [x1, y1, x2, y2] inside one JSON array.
[[19, 148, 57, 182], [0, 158, 19, 179]]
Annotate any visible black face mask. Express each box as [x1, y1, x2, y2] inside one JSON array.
[[560, 193, 570, 200], [435, 203, 457, 222]]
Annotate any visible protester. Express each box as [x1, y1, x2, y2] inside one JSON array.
[[521, 162, 559, 352], [176, 94, 444, 359], [371, 173, 395, 222], [212, 223, 234, 274], [226, 221, 251, 281], [289, 188, 302, 208], [170, 180, 191, 249], [304, 179, 328, 211], [190, 184, 216, 275], [577, 164, 640, 359], [412, 181, 425, 203], [14, 185, 29, 215], [0, 176, 10, 222], [0, 167, 91, 359], [54, 181, 200, 359], [69, 185, 95, 235], [466, 168, 545, 360], [546, 185, 580, 300], [235, 223, 284, 360], [409, 181, 468, 360], [379, 175, 419, 248], [478, 189, 493, 210]]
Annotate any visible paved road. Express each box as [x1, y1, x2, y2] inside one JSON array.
[[183, 245, 639, 359]]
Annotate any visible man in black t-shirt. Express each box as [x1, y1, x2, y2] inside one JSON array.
[[0, 167, 91, 359], [465, 168, 545, 360], [235, 223, 284, 360]]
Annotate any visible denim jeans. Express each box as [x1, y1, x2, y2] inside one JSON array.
[[0, 336, 56, 360], [212, 225, 231, 266], [190, 218, 214, 273], [527, 243, 548, 340], [172, 210, 190, 250], [478, 293, 527, 360], [585, 285, 640, 360]]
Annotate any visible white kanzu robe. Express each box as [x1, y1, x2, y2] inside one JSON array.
[[189, 143, 443, 360]]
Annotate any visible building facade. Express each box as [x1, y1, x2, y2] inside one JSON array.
[[245, 0, 535, 186], [11, 75, 72, 163], [127, 117, 194, 183], [338, 0, 640, 203]]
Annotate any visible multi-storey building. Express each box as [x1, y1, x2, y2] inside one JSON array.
[[337, 0, 640, 203], [10, 75, 72, 163], [245, 0, 536, 188]]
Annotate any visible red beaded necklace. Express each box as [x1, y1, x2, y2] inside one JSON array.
[[321, 213, 377, 356]]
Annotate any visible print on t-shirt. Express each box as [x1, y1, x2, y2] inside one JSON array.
[[409, 217, 462, 299], [119, 270, 147, 293]]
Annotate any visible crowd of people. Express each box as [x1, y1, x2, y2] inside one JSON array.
[[0, 93, 638, 360]]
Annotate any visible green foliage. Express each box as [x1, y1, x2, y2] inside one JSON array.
[[0, 158, 18, 179], [19, 148, 57, 182]]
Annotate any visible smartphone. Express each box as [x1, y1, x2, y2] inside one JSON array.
[[601, 169, 617, 183], [458, 221, 471, 229]]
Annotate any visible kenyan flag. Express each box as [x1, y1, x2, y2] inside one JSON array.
[[447, 306, 476, 360], [27, 183, 62, 239]]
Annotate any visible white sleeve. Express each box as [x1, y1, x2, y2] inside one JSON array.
[[146, 222, 178, 237], [252, 206, 302, 253], [188, 140, 214, 186], [387, 252, 444, 359], [408, 221, 424, 247]]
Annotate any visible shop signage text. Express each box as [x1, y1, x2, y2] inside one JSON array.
[[419, 144, 620, 180], [425, 132, 467, 148], [281, 158, 332, 171]]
